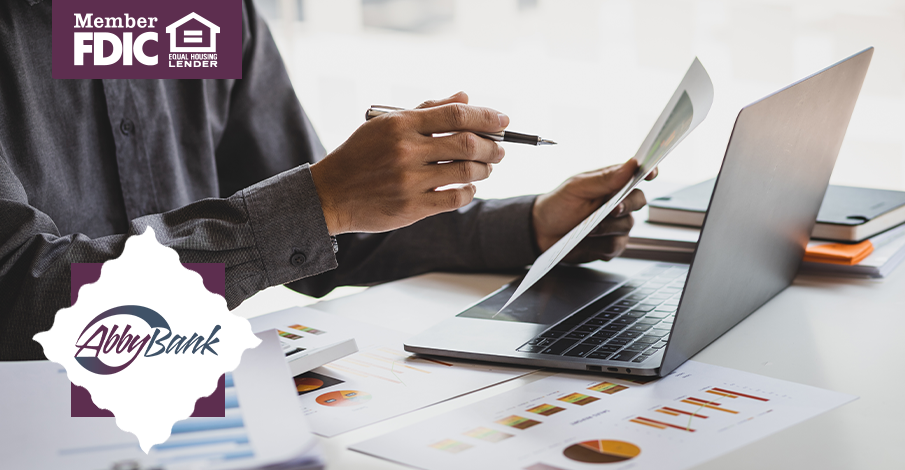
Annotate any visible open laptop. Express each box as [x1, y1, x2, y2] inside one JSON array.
[[405, 48, 873, 377]]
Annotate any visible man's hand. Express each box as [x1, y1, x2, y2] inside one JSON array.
[[532, 160, 657, 263], [310, 92, 508, 235]]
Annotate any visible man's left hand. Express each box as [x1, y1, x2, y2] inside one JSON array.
[[532, 159, 657, 264]]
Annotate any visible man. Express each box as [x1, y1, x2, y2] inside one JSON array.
[[0, 0, 652, 360]]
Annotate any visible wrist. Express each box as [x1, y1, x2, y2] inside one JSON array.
[[310, 162, 345, 236], [531, 194, 557, 253]]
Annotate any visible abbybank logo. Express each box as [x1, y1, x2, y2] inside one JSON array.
[[74, 305, 221, 375], [53, 1, 241, 79], [33, 228, 260, 452]]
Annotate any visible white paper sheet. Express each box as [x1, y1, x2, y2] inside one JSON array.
[[283, 307, 537, 437], [0, 331, 322, 470], [502, 59, 714, 310], [352, 361, 855, 470]]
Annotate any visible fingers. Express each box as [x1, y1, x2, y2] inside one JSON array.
[[416, 91, 469, 109], [411, 103, 509, 135], [568, 236, 629, 263], [646, 166, 659, 180], [590, 214, 634, 237], [422, 160, 492, 188], [614, 189, 647, 217], [565, 159, 639, 199], [423, 184, 477, 212], [423, 131, 505, 164]]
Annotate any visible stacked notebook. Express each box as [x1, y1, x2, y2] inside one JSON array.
[[628, 179, 905, 278]]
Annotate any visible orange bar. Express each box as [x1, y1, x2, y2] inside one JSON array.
[[662, 407, 708, 419], [706, 390, 735, 398], [418, 357, 454, 367], [681, 399, 738, 414], [631, 419, 666, 429], [712, 387, 769, 402], [685, 397, 720, 406], [635, 416, 695, 432], [655, 409, 680, 417]]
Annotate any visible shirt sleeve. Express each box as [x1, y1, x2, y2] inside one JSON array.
[[0, 159, 336, 361], [287, 195, 541, 298]]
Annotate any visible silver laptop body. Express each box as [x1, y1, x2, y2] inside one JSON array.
[[405, 48, 873, 377]]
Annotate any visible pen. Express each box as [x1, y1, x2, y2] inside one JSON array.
[[365, 105, 557, 146]]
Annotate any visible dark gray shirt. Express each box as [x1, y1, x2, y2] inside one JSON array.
[[0, 0, 538, 360]]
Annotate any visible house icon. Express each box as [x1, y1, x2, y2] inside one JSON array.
[[166, 12, 220, 53]]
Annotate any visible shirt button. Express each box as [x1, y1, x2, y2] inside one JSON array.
[[120, 119, 135, 135], [290, 251, 307, 267]]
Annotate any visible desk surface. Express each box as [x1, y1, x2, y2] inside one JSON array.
[[244, 256, 905, 469]]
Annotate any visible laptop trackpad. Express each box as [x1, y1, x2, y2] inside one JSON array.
[[456, 265, 623, 326]]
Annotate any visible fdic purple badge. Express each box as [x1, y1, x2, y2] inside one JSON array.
[[52, 0, 242, 79]]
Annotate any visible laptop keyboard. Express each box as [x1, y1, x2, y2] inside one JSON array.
[[517, 264, 687, 364]]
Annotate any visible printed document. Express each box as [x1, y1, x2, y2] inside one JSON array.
[[352, 361, 855, 470], [0, 331, 322, 470], [502, 58, 714, 310], [287, 307, 537, 437]]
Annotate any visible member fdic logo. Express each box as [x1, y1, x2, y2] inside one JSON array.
[[33, 228, 260, 452], [52, 0, 241, 79]]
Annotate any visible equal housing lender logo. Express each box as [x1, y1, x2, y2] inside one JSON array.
[[52, 0, 242, 79]]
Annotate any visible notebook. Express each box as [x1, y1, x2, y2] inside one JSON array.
[[648, 178, 905, 242]]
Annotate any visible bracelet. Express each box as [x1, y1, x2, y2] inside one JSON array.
[[330, 235, 339, 254]]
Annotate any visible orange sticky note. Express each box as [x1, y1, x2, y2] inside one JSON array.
[[803, 240, 873, 265]]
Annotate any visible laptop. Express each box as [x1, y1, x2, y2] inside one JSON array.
[[405, 47, 873, 377]]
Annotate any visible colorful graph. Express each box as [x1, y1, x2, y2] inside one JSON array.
[[293, 371, 344, 396], [526, 404, 566, 416], [288, 324, 326, 335], [277, 330, 302, 340], [558, 393, 599, 406], [315, 390, 372, 407], [429, 439, 473, 454], [294, 377, 324, 393], [496, 415, 542, 430], [706, 387, 769, 401], [630, 416, 696, 432], [655, 406, 708, 419], [563, 440, 641, 464], [463, 426, 514, 443], [681, 397, 739, 414], [588, 382, 629, 395]]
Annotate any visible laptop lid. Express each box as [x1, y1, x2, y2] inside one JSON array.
[[659, 48, 873, 376]]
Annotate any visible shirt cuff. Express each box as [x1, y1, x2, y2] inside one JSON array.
[[476, 195, 541, 269], [242, 164, 338, 287]]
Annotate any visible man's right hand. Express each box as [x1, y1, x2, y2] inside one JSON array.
[[310, 92, 509, 235]]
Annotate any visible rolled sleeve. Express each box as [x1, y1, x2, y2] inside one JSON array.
[[243, 164, 337, 287]]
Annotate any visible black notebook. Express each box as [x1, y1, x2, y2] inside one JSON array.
[[649, 179, 905, 242]]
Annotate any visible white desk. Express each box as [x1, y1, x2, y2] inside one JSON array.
[[247, 258, 905, 469]]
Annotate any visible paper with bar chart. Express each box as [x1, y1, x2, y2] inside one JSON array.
[[292, 308, 535, 437], [352, 361, 855, 470], [501, 58, 714, 311], [0, 331, 322, 470]]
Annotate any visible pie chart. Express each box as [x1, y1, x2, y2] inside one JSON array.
[[294, 377, 324, 393], [563, 440, 641, 464], [316, 390, 372, 407]]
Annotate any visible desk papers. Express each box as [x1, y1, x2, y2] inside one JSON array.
[[0, 331, 322, 470], [352, 361, 855, 470], [281, 307, 537, 437], [502, 58, 714, 310]]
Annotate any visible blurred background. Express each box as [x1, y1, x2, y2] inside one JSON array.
[[253, 0, 905, 196], [235, 0, 905, 312]]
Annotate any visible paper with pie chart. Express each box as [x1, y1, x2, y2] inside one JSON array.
[[282, 308, 536, 437], [501, 58, 714, 311], [351, 361, 855, 470]]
